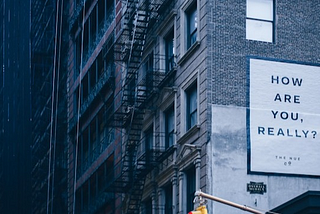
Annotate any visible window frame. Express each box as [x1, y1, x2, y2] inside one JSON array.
[[246, 0, 275, 42], [186, 82, 197, 131], [186, 2, 197, 49], [143, 52, 154, 90], [180, 70, 199, 135], [164, 28, 175, 73], [164, 105, 175, 149], [164, 184, 173, 214], [139, 124, 154, 163], [144, 126, 153, 153], [157, 13, 176, 74], [180, 0, 200, 55], [143, 198, 153, 214], [159, 92, 176, 150], [185, 166, 196, 212]]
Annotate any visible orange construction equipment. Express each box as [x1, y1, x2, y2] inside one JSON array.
[[188, 205, 208, 214]]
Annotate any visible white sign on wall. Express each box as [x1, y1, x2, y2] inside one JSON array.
[[249, 58, 320, 176]]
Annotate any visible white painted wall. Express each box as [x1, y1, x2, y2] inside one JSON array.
[[207, 104, 320, 213]]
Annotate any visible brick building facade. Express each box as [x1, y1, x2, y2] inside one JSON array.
[[66, 0, 320, 213]]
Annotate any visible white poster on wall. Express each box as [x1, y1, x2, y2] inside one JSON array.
[[249, 58, 320, 176]]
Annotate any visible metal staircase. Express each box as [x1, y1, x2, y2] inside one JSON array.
[[110, 0, 159, 213], [103, 0, 177, 212]]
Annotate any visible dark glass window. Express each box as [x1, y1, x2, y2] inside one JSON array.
[[82, 74, 89, 102], [97, 163, 105, 190], [127, 78, 136, 105], [82, 181, 89, 208], [75, 190, 81, 213], [82, 128, 89, 165], [145, 127, 153, 152], [165, 29, 174, 72], [98, 0, 106, 27], [186, 83, 197, 130], [89, 65, 96, 93], [144, 52, 154, 90], [144, 198, 152, 214], [98, 109, 105, 146], [90, 8, 97, 44], [187, 2, 197, 49], [186, 166, 196, 212], [164, 184, 173, 214], [90, 175, 97, 200], [144, 126, 153, 162], [165, 105, 174, 149], [83, 22, 89, 55], [75, 36, 81, 77]]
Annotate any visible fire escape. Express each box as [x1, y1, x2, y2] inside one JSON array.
[[108, 0, 177, 212]]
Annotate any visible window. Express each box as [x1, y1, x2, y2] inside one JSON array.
[[105, 155, 114, 184], [75, 36, 82, 77], [90, 119, 97, 156], [143, 198, 153, 214], [164, 184, 173, 214], [246, 0, 274, 42], [82, 74, 89, 103], [89, 65, 96, 93], [106, 49, 114, 77], [97, 163, 106, 190], [186, 166, 196, 212], [74, 87, 79, 113], [82, 128, 89, 166], [82, 181, 89, 208], [144, 126, 153, 162], [98, 0, 106, 26], [90, 8, 97, 44], [98, 109, 105, 146], [186, 2, 197, 49], [144, 52, 154, 74], [145, 127, 153, 151], [165, 29, 175, 72], [90, 175, 97, 200], [75, 189, 81, 213], [127, 78, 136, 105], [165, 105, 174, 149], [83, 22, 89, 56], [143, 52, 154, 90], [186, 83, 197, 130]]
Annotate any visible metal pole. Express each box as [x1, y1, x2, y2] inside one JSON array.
[[195, 190, 265, 214]]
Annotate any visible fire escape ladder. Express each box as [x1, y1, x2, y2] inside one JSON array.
[[110, 0, 151, 126], [124, 174, 146, 214], [121, 110, 144, 182], [115, 2, 151, 211], [122, 0, 151, 107], [111, 0, 173, 212]]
